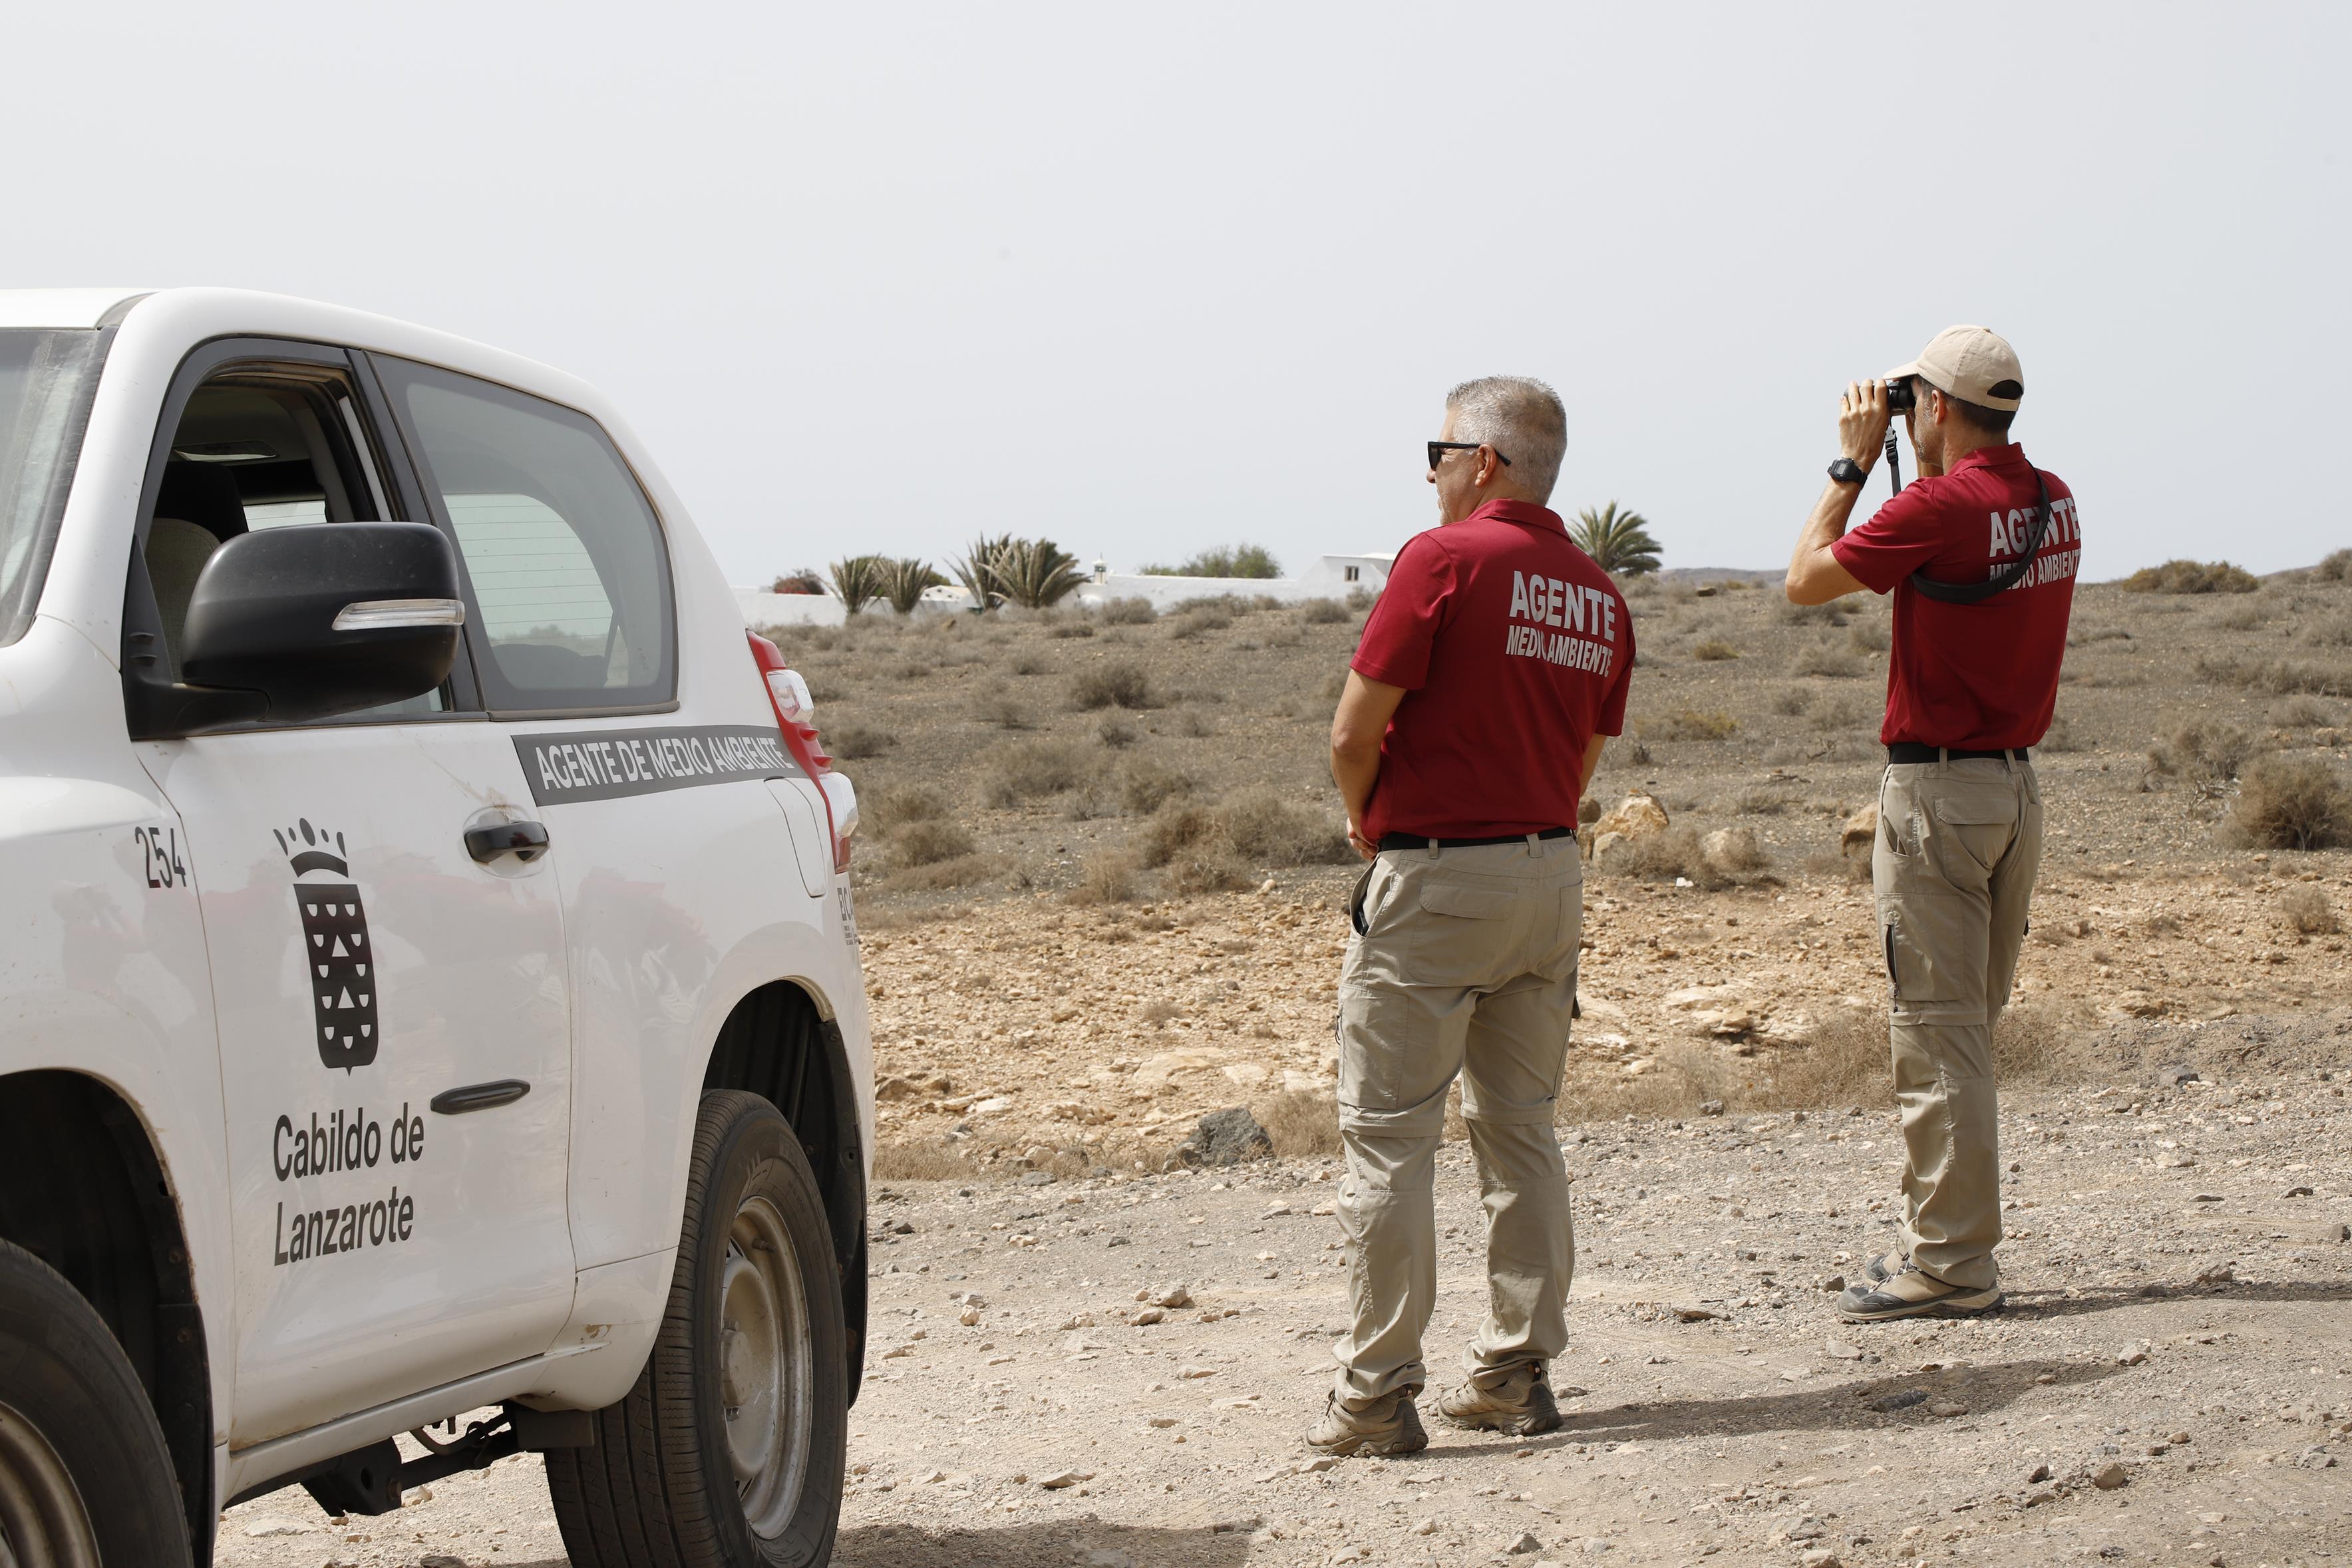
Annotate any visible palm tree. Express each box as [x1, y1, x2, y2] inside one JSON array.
[[989, 538, 1087, 609], [951, 534, 1013, 611], [878, 557, 945, 615], [1570, 502, 1662, 577]]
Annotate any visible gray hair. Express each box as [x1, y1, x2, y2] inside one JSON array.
[[1444, 376, 1567, 503]]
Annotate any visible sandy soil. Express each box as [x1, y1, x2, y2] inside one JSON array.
[[218, 1005, 2351, 1568]]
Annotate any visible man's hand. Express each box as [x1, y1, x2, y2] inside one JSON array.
[[1345, 818, 1377, 862], [1839, 379, 1892, 470]]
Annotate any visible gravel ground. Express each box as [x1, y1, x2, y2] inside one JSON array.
[[220, 1013, 2351, 1568]]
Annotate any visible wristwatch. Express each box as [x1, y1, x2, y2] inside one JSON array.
[[1827, 457, 1868, 486]]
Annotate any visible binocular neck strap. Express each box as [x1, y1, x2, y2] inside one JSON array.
[[1908, 472, 2053, 605]]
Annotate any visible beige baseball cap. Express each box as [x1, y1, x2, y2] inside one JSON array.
[[1888, 325, 2024, 410]]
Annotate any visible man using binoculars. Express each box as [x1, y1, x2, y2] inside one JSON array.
[[1785, 326, 2081, 1321]]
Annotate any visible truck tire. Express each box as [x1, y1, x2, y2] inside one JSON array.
[[547, 1090, 848, 1567], [0, 1237, 194, 1568]]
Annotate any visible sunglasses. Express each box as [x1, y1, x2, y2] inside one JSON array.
[[1427, 440, 1510, 471]]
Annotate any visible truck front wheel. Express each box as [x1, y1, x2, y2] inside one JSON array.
[[547, 1090, 848, 1567], [0, 1237, 194, 1568]]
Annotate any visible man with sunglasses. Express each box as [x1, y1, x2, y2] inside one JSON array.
[[1311, 376, 1633, 1457]]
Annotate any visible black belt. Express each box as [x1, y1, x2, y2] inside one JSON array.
[[1886, 744, 2030, 764], [1379, 826, 1578, 852]]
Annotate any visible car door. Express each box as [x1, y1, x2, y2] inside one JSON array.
[[124, 340, 577, 1445], [365, 353, 832, 1276]]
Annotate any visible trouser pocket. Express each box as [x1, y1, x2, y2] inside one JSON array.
[[1879, 905, 1960, 1007]]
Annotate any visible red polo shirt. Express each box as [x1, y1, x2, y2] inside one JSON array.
[[1830, 444, 2080, 750], [1351, 499, 1634, 840]]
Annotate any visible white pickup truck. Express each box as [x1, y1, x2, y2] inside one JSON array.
[[0, 287, 872, 1567]]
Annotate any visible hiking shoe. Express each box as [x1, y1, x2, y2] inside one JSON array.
[[1436, 1364, 1563, 1436], [1864, 1249, 1907, 1284], [1307, 1390, 1428, 1457], [1838, 1265, 2002, 1323]]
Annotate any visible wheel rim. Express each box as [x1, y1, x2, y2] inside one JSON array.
[[0, 1400, 101, 1568], [719, 1193, 814, 1539]]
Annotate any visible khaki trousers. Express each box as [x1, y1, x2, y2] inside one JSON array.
[[1331, 836, 1581, 1404], [1874, 756, 2044, 1293]]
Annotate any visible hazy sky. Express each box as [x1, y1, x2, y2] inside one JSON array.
[[7, 2, 2343, 583]]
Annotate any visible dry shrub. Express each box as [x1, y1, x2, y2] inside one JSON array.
[[1167, 607, 1232, 639], [2316, 548, 2352, 583], [1770, 687, 1812, 716], [2148, 719, 2259, 786], [1691, 639, 1740, 662], [1779, 600, 1850, 627], [1215, 790, 1351, 865], [1848, 621, 1891, 653], [1794, 647, 1864, 678], [2306, 616, 2352, 647], [1721, 786, 1792, 816], [1168, 845, 1253, 894], [1755, 1007, 1885, 1108], [1254, 1090, 1341, 1158], [2228, 755, 2352, 850], [890, 853, 997, 890], [2212, 601, 2268, 631], [1298, 598, 1351, 625], [974, 691, 1031, 729], [1071, 659, 1154, 710], [1048, 621, 1096, 640], [2124, 559, 2260, 594], [1008, 650, 1047, 675], [1120, 758, 1196, 814], [872, 1140, 980, 1181], [827, 722, 892, 760], [1599, 826, 1770, 890], [1138, 804, 1216, 867], [2273, 696, 2341, 728], [872, 786, 949, 830], [1321, 669, 1349, 701], [1809, 694, 1875, 733], [2193, 657, 2352, 697], [1990, 1003, 2083, 1084], [979, 738, 1091, 806], [2281, 885, 2341, 935], [1640, 708, 1739, 742], [1067, 850, 1141, 905], [1096, 714, 1138, 748], [2037, 715, 2081, 753], [891, 819, 975, 869]]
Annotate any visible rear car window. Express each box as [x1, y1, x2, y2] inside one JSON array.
[[375, 357, 675, 712], [0, 330, 108, 647]]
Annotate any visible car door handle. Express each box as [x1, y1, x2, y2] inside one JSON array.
[[465, 820, 550, 864], [430, 1079, 532, 1115]]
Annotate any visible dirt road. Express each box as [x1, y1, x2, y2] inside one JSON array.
[[222, 1015, 2350, 1568]]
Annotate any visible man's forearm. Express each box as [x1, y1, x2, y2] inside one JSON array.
[[1332, 745, 1381, 842], [1578, 734, 1607, 797]]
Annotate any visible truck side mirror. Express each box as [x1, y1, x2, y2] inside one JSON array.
[[174, 522, 464, 726]]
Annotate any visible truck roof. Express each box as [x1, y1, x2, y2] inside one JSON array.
[[0, 288, 156, 329]]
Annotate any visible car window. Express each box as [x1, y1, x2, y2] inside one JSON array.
[[375, 358, 674, 712], [0, 329, 108, 649], [143, 369, 443, 715]]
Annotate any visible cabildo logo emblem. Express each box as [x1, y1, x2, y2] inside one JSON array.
[[275, 819, 378, 1072]]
